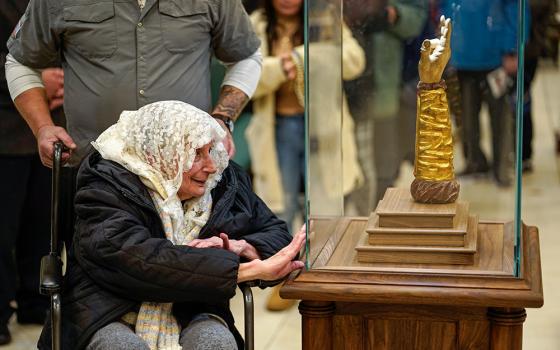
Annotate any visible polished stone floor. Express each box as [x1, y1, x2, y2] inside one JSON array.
[[3, 63, 559, 349]]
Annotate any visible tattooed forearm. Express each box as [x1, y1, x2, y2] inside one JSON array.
[[211, 85, 249, 122]]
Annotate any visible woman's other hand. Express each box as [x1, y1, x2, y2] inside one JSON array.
[[280, 53, 297, 80], [188, 233, 261, 260], [187, 236, 225, 249], [238, 225, 306, 283], [219, 233, 261, 260]]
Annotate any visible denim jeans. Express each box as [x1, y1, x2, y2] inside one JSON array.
[[275, 114, 305, 233]]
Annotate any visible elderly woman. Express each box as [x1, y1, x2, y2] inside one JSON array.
[[38, 101, 305, 350]]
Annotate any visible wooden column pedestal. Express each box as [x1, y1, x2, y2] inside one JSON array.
[[299, 301, 335, 350], [488, 308, 527, 350], [282, 220, 543, 350]]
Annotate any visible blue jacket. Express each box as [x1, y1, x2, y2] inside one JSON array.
[[441, 0, 522, 70]]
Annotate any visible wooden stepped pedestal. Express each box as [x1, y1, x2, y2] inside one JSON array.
[[356, 188, 479, 265], [356, 215, 478, 264], [366, 201, 470, 247], [376, 188, 458, 228]]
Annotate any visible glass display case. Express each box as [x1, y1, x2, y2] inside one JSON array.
[[284, 3, 541, 348], [280, 0, 543, 350], [304, 0, 529, 277]]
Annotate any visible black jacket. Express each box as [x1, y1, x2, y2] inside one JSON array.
[[38, 151, 292, 349]]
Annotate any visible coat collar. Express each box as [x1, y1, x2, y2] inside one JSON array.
[[79, 151, 240, 238]]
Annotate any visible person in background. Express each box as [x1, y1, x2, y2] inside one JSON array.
[[38, 101, 305, 350], [519, 0, 558, 173], [6, 0, 262, 168], [249, 0, 305, 238], [441, 0, 522, 186], [344, 0, 428, 212], [399, 0, 440, 171], [0, 0, 64, 345], [248, 0, 365, 311], [369, 0, 428, 204]]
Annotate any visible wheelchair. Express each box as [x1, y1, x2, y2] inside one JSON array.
[[39, 143, 255, 350]]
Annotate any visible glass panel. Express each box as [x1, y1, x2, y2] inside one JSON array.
[[514, 0, 528, 277], [305, 0, 527, 276], [304, 0, 344, 268], [307, 0, 344, 217]]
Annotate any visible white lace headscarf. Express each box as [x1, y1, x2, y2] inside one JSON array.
[[92, 100, 229, 349]]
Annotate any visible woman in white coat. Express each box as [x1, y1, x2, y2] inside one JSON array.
[[247, 0, 365, 311]]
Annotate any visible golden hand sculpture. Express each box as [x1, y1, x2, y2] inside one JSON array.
[[419, 16, 452, 84], [411, 16, 460, 204]]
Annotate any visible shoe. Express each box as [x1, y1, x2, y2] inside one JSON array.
[[495, 175, 512, 188], [458, 164, 489, 178], [266, 285, 296, 312], [522, 160, 533, 174], [0, 324, 11, 346]]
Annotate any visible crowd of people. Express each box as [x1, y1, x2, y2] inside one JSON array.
[[1, 0, 558, 348]]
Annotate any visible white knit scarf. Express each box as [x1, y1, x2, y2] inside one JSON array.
[[92, 101, 229, 349]]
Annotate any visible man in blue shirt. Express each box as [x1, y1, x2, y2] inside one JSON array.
[[441, 0, 520, 186]]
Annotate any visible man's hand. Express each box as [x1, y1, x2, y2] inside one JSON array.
[[502, 54, 518, 75], [13, 84, 74, 168], [187, 236, 225, 249], [215, 119, 236, 158], [386, 6, 398, 26], [238, 225, 306, 283], [41, 68, 64, 111], [37, 125, 76, 167]]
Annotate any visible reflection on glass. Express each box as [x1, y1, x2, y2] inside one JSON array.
[[341, 0, 523, 220], [344, 0, 428, 212], [307, 0, 343, 218]]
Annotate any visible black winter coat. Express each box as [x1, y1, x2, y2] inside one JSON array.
[[38, 151, 292, 349]]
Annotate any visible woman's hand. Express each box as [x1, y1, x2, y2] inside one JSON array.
[[219, 233, 261, 260], [187, 236, 225, 249], [238, 225, 306, 283], [280, 53, 297, 81], [187, 233, 261, 260]]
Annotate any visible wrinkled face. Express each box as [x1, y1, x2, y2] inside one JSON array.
[[177, 143, 217, 200], [272, 0, 302, 17]]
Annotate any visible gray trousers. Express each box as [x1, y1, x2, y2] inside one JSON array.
[[86, 314, 238, 350], [457, 69, 513, 183]]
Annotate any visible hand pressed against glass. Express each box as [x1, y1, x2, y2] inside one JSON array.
[[177, 143, 217, 200], [179, 142, 306, 282]]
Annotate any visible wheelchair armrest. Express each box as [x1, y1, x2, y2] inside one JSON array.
[[40, 253, 63, 295], [239, 280, 258, 289]]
